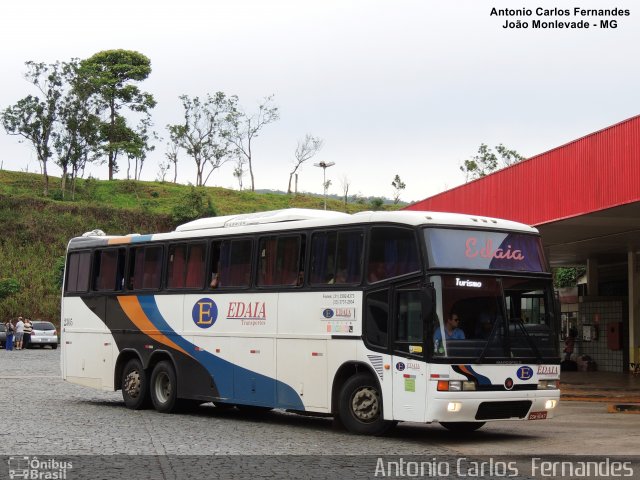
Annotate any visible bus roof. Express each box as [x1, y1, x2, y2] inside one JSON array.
[[67, 208, 539, 249]]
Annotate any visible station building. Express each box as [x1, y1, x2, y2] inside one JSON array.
[[406, 115, 640, 373]]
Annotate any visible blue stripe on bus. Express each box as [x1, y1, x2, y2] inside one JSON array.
[[464, 365, 492, 386], [137, 295, 305, 410], [131, 235, 154, 243]]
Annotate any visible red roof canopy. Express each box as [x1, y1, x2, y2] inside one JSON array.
[[405, 115, 640, 227]]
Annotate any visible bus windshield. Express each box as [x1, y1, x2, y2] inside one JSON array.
[[432, 275, 559, 362]]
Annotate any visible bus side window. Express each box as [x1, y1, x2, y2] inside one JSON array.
[[396, 290, 423, 344], [257, 235, 301, 287], [209, 241, 222, 288], [310, 232, 336, 284], [310, 230, 363, 285], [365, 290, 389, 349], [93, 248, 125, 291], [219, 239, 252, 288], [185, 243, 205, 288], [367, 227, 420, 283], [167, 244, 187, 288], [128, 246, 162, 290], [65, 251, 91, 293]]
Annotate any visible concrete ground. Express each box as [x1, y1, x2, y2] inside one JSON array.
[[560, 370, 640, 405]]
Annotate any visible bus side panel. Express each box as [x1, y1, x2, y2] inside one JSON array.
[[62, 297, 114, 391], [234, 337, 276, 406], [162, 294, 300, 407], [276, 339, 328, 409], [187, 335, 237, 402], [356, 344, 395, 421], [327, 340, 360, 411]]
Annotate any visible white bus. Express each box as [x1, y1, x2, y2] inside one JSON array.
[[61, 208, 560, 434]]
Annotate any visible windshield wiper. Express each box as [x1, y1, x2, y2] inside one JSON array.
[[476, 317, 502, 363], [512, 317, 543, 363]]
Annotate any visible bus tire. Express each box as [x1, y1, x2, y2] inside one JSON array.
[[122, 358, 150, 410], [338, 373, 394, 435], [440, 422, 485, 433], [150, 360, 178, 413]]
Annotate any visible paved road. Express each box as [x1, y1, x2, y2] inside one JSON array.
[[1, 349, 638, 479]]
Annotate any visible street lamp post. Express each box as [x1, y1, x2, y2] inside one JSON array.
[[314, 161, 335, 210]]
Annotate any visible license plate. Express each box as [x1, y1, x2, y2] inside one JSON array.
[[528, 411, 547, 420]]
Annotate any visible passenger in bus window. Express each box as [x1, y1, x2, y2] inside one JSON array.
[[367, 262, 385, 282], [433, 310, 465, 342], [334, 269, 348, 284]]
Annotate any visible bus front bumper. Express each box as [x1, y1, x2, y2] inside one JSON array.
[[426, 391, 560, 423]]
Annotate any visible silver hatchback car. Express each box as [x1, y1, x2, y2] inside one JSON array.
[[29, 321, 58, 349]]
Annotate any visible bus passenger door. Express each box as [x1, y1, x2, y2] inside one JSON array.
[[391, 286, 427, 422]]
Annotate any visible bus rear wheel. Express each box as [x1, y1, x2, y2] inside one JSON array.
[[122, 358, 150, 410], [440, 422, 485, 433], [338, 373, 395, 435], [150, 361, 178, 413]]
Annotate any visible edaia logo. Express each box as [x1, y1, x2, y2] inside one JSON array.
[[517, 366, 534, 380], [192, 298, 218, 328]]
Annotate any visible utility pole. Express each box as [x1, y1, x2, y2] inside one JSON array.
[[314, 161, 335, 210]]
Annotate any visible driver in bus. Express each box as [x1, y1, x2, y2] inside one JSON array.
[[433, 309, 465, 342]]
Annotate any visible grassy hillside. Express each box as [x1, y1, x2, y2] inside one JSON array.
[[0, 170, 394, 324]]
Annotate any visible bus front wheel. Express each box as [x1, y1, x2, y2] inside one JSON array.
[[338, 373, 395, 435], [440, 422, 485, 432], [122, 358, 150, 410], [150, 361, 178, 413]]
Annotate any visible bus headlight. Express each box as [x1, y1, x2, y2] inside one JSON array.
[[437, 380, 476, 392], [537, 380, 560, 390], [447, 402, 462, 412], [545, 400, 558, 410]]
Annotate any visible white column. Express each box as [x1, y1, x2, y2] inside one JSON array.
[[629, 251, 640, 365]]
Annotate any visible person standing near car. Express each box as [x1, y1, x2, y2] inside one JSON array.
[[22, 318, 33, 350], [14, 316, 24, 350], [4, 319, 15, 351]]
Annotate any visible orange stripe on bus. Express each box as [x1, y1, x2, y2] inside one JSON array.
[[117, 296, 190, 357], [107, 237, 132, 245]]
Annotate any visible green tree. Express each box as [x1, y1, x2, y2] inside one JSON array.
[[79, 50, 156, 180], [171, 186, 218, 224], [554, 267, 586, 288], [288, 134, 323, 194], [369, 197, 384, 211], [391, 174, 406, 204], [0, 278, 20, 299], [1, 61, 67, 196], [227, 95, 279, 191], [127, 114, 157, 181], [460, 143, 525, 182], [53, 59, 101, 199], [167, 93, 236, 186]]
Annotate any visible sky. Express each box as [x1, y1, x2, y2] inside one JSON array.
[[1, 0, 639, 203]]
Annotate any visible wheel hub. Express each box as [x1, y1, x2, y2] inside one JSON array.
[[351, 386, 380, 422], [154, 371, 172, 404], [124, 371, 141, 398]]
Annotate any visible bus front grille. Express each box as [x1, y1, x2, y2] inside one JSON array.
[[475, 400, 532, 420]]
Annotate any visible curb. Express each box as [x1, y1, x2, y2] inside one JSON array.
[[607, 404, 640, 414], [561, 391, 640, 403]]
